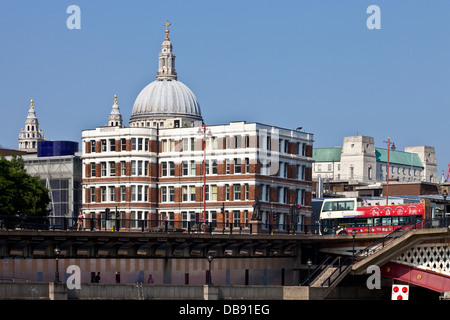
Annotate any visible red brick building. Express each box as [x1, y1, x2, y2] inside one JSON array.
[[81, 23, 314, 233]]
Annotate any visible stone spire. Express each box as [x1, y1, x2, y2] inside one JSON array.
[[18, 99, 45, 153], [156, 21, 177, 80], [108, 94, 123, 127]]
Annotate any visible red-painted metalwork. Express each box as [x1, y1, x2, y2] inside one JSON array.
[[381, 262, 450, 293]]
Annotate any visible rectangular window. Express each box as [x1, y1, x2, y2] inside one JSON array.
[[138, 138, 143, 151], [138, 161, 143, 176], [190, 160, 196, 175], [161, 187, 167, 202], [121, 138, 126, 151], [90, 140, 96, 152], [234, 158, 241, 174], [182, 161, 188, 175], [244, 183, 249, 200], [90, 163, 96, 177], [190, 185, 196, 201], [211, 160, 217, 174], [161, 162, 167, 176], [138, 185, 143, 201], [109, 162, 115, 176], [169, 186, 175, 202], [90, 187, 96, 202], [109, 186, 115, 202], [101, 140, 107, 152], [233, 210, 240, 227], [130, 211, 136, 229], [245, 158, 250, 173], [131, 185, 136, 201], [101, 162, 107, 176], [234, 135, 241, 148], [169, 162, 175, 176], [101, 187, 106, 202], [234, 185, 241, 200], [144, 186, 149, 202], [109, 139, 116, 152], [182, 186, 188, 202], [131, 161, 136, 176], [120, 186, 126, 202], [144, 161, 149, 176], [226, 184, 230, 201], [121, 161, 126, 176], [211, 185, 217, 201], [131, 138, 136, 151], [182, 138, 189, 152], [161, 140, 167, 152], [211, 137, 218, 150]]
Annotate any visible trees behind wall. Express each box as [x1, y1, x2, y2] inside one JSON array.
[[0, 155, 50, 217]]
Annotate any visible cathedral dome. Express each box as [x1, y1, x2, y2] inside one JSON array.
[[130, 79, 202, 122], [129, 21, 202, 126]]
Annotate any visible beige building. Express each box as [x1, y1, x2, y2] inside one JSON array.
[[313, 135, 437, 197]]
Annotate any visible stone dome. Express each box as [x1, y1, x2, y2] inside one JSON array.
[[129, 21, 202, 126], [130, 78, 202, 123]]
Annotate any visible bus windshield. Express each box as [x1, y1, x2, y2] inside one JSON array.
[[322, 200, 355, 212]]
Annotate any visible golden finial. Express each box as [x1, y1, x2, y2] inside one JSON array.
[[30, 99, 34, 109], [164, 20, 171, 41], [114, 94, 117, 104]]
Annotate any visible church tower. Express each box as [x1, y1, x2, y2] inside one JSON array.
[[108, 94, 123, 127], [156, 21, 177, 80], [18, 99, 45, 153]]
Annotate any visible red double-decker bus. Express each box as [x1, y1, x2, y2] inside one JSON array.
[[319, 197, 431, 235]]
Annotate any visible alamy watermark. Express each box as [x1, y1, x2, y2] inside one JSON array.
[[367, 5, 381, 30], [66, 5, 81, 30]]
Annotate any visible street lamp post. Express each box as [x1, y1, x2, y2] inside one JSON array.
[[306, 258, 312, 286], [197, 123, 211, 233], [443, 189, 448, 228], [207, 254, 214, 285], [351, 229, 357, 264], [54, 247, 61, 282]]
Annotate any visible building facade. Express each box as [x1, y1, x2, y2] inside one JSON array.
[[313, 135, 437, 197], [81, 23, 314, 233]]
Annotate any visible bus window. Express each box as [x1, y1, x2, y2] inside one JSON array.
[[321, 219, 337, 234], [323, 200, 355, 212], [382, 217, 391, 226], [322, 202, 333, 212]]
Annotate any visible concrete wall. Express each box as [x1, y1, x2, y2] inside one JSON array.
[[0, 282, 316, 300]]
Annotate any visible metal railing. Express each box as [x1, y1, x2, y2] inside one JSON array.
[[304, 219, 432, 289], [300, 256, 333, 286], [354, 219, 432, 261], [0, 215, 315, 235]]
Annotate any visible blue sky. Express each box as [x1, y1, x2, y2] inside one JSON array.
[[0, 1, 449, 178]]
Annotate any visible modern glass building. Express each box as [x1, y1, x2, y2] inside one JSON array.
[[21, 141, 82, 228]]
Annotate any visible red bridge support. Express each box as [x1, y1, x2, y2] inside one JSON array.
[[381, 262, 450, 293]]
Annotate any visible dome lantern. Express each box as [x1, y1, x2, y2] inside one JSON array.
[[129, 22, 202, 128]]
